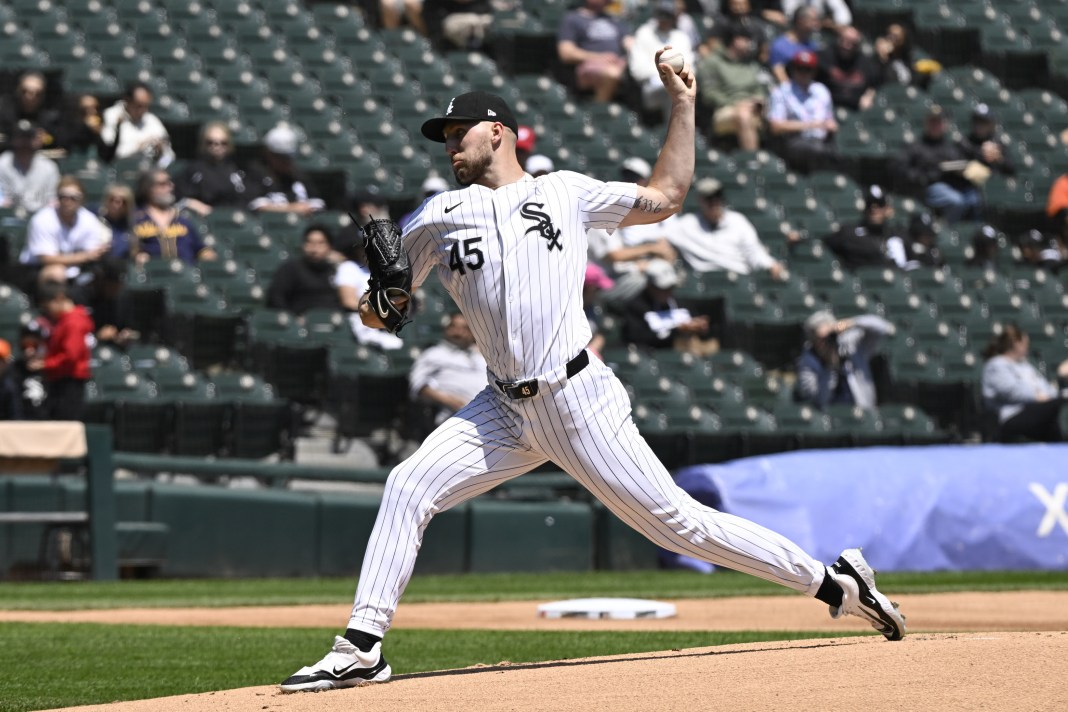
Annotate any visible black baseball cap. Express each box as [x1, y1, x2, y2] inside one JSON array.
[[420, 91, 519, 143], [864, 184, 889, 207]]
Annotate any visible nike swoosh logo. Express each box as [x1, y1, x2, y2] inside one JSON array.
[[444, 202, 462, 213], [332, 649, 378, 676]]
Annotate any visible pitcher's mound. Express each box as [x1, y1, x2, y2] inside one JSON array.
[[52, 632, 1068, 712]]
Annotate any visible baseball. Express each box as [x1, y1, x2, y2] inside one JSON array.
[[658, 48, 686, 74]]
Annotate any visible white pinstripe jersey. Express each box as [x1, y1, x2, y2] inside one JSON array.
[[404, 171, 637, 383]]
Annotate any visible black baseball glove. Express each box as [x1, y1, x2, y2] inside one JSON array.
[[360, 217, 412, 334]]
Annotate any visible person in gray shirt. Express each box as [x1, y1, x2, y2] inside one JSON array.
[[981, 324, 1068, 442], [795, 310, 895, 411], [0, 120, 59, 213], [409, 312, 487, 427]]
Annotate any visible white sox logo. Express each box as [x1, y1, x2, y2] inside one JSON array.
[[521, 202, 562, 251]]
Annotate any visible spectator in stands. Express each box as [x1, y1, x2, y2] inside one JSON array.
[[671, 177, 786, 278], [380, 0, 427, 35], [720, 0, 787, 32], [1015, 229, 1063, 272], [525, 154, 555, 177], [60, 94, 107, 156], [629, 0, 694, 123], [904, 212, 944, 269], [334, 233, 405, 351], [0, 339, 22, 420], [127, 169, 215, 264], [767, 50, 838, 174], [667, 0, 703, 52], [409, 312, 487, 426], [981, 324, 1068, 442], [959, 104, 1016, 178], [780, 0, 850, 30], [622, 259, 710, 352], [697, 23, 767, 151], [0, 71, 64, 154], [267, 224, 341, 316], [588, 157, 678, 303], [583, 262, 614, 358], [16, 319, 48, 419], [967, 223, 1001, 270], [894, 105, 982, 224], [247, 123, 325, 216], [515, 125, 537, 169], [399, 175, 449, 230], [795, 309, 894, 411], [768, 6, 820, 84], [174, 122, 256, 217], [100, 82, 174, 168], [426, 0, 494, 50], [351, 185, 391, 227], [0, 120, 60, 213], [96, 183, 136, 260], [19, 175, 109, 289], [817, 26, 884, 111], [557, 0, 634, 103], [874, 23, 912, 86], [88, 257, 137, 349], [1047, 171, 1068, 235], [824, 185, 907, 270], [26, 281, 94, 420]]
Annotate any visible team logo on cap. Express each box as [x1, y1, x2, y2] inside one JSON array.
[[446, 98, 455, 115]]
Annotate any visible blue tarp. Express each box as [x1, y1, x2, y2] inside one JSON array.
[[668, 444, 1068, 572]]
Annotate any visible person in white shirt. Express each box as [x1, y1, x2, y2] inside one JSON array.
[[19, 175, 108, 286], [628, 0, 694, 122], [408, 312, 488, 426], [780, 0, 852, 30], [0, 120, 59, 213], [100, 82, 175, 168], [671, 177, 785, 278], [587, 156, 679, 303], [335, 236, 404, 351]]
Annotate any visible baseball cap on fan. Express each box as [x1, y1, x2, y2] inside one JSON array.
[[421, 91, 519, 142], [264, 123, 298, 156]]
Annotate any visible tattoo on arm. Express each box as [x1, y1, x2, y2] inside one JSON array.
[[635, 197, 663, 214]]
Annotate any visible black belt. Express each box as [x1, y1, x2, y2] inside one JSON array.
[[495, 350, 590, 400]]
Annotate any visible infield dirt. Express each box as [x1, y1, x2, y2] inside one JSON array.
[[15, 591, 1068, 711]]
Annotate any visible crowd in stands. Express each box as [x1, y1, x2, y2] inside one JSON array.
[[0, 0, 1066, 453]]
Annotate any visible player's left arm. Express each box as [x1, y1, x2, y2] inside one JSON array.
[[620, 47, 697, 228]]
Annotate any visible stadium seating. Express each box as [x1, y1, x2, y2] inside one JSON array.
[[2, 0, 1065, 464]]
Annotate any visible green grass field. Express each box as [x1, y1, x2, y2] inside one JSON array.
[[1, 569, 1066, 712]]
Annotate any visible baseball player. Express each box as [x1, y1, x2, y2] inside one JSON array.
[[280, 49, 905, 693]]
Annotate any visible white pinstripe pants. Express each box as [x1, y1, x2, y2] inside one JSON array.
[[349, 355, 826, 636]]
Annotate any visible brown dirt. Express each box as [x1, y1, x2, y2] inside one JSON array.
[[18, 592, 1068, 712]]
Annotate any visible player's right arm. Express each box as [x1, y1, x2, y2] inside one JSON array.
[[621, 47, 697, 228]]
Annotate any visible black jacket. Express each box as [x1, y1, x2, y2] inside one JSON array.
[[175, 158, 261, 209], [894, 134, 972, 193], [958, 131, 1016, 177], [824, 219, 899, 270], [266, 256, 339, 315]]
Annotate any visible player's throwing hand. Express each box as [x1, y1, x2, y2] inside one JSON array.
[[655, 45, 696, 100]]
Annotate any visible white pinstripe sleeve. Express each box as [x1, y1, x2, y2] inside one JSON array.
[[566, 171, 638, 231], [403, 211, 439, 291]]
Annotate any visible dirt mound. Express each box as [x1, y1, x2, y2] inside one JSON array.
[[6, 590, 1068, 633], [47, 633, 1068, 712]]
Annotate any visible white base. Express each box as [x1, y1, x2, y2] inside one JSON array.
[[536, 597, 677, 620]]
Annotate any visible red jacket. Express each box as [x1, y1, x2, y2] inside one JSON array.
[[43, 306, 94, 381]]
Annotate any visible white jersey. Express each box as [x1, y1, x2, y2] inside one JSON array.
[[346, 168, 829, 638], [404, 171, 636, 383]]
